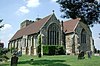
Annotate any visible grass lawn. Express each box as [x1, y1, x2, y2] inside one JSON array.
[[0, 55, 100, 66]]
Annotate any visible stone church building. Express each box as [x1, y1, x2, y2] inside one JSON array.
[[8, 13, 94, 55]]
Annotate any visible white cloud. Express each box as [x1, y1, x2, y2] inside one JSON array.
[[26, 0, 40, 7], [0, 33, 14, 48], [51, 0, 57, 2], [16, 0, 40, 15], [94, 38, 100, 50], [1, 24, 12, 31], [0, 24, 13, 47], [97, 0, 100, 2], [0, 25, 14, 47], [18, 6, 29, 14]]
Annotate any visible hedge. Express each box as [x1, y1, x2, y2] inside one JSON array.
[[43, 45, 65, 55]]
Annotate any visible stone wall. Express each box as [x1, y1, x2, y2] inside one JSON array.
[[8, 34, 38, 55], [65, 21, 94, 55]]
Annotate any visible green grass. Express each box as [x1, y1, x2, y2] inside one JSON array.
[[0, 55, 100, 66]]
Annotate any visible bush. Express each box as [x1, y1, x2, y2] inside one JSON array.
[[49, 46, 56, 55], [0, 48, 10, 61], [0, 48, 9, 56], [43, 45, 65, 55], [57, 46, 65, 55], [43, 46, 49, 55]]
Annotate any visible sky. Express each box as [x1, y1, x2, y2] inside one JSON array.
[[0, 0, 100, 50]]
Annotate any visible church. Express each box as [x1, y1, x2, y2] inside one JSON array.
[[8, 13, 94, 55]]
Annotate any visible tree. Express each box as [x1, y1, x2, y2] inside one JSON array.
[[57, 0, 100, 26], [0, 48, 9, 61], [0, 19, 4, 57], [38, 34, 42, 58], [0, 48, 9, 55], [0, 19, 4, 28]]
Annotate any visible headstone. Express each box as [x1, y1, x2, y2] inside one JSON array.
[[78, 50, 85, 59], [11, 54, 18, 66]]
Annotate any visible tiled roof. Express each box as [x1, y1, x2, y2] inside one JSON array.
[[10, 14, 53, 41], [10, 14, 80, 41], [63, 18, 80, 33]]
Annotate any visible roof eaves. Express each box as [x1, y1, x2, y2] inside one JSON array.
[[9, 36, 22, 42], [65, 31, 74, 35]]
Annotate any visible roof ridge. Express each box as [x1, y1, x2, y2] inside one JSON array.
[[15, 14, 53, 32], [22, 14, 53, 29]]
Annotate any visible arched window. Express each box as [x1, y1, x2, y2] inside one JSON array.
[[47, 23, 60, 45], [81, 29, 86, 43]]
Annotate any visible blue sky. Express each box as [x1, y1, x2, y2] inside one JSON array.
[[0, 0, 100, 50]]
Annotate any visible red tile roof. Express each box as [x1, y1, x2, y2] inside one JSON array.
[[10, 14, 53, 41], [63, 18, 80, 33]]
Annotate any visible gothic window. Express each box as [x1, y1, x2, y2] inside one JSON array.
[[47, 23, 60, 45], [81, 29, 86, 43]]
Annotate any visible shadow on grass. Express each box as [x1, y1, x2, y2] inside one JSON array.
[[0, 64, 9, 66], [18, 59, 70, 66]]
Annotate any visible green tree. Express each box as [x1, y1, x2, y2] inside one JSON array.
[[57, 0, 100, 26], [38, 34, 42, 58], [0, 19, 4, 57]]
